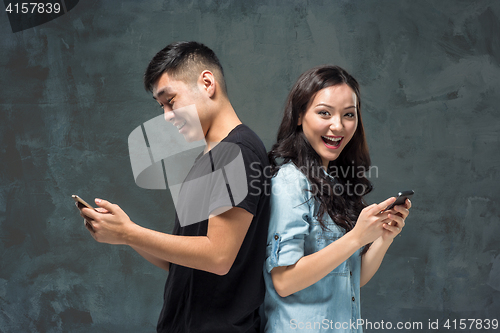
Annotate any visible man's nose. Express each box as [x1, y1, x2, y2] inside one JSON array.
[[164, 110, 175, 123]]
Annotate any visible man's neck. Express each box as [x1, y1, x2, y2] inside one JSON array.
[[204, 101, 242, 152]]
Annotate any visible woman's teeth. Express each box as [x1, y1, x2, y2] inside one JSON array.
[[322, 136, 342, 146], [321, 135, 342, 144]]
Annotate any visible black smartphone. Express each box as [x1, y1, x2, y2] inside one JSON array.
[[383, 190, 414, 212]]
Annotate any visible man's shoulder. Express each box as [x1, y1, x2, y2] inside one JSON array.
[[225, 124, 262, 143], [224, 124, 268, 162]]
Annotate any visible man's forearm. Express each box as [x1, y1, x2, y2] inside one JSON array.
[[123, 207, 252, 275], [126, 224, 230, 275], [82, 200, 253, 276], [130, 244, 170, 271]]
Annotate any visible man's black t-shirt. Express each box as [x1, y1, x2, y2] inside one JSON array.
[[157, 124, 271, 333]]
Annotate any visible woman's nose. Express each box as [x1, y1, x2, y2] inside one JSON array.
[[329, 116, 342, 131]]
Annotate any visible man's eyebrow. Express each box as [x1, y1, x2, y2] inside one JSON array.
[[153, 88, 167, 100]]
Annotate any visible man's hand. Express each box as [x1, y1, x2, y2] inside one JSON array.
[[79, 199, 136, 245]]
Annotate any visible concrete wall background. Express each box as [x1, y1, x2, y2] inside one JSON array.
[[1, 0, 499, 331]]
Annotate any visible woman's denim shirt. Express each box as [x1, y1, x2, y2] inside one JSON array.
[[262, 162, 363, 333]]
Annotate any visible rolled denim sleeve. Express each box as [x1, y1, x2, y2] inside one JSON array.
[[265, 165, 312, 273]]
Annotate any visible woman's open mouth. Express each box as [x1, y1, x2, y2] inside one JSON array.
[[321, 135, 343, 149]]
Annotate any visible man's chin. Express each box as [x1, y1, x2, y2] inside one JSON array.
[[182, 133, 204, 143]]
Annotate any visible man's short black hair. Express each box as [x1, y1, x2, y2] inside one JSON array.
[[144, 41, 227, 95]]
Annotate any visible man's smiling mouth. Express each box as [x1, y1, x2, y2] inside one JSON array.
[[176, 119, 187, 130]]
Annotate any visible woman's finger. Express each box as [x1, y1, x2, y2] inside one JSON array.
[[393, 205, 409, 219], [377, 197, 397, 213], [405, 198, 412, 209], [383, 223, 401, 234], [387, 213, 405, 228]]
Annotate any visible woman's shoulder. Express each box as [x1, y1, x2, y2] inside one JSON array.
[[273, 162, 310, 186], [270, 162, 313, 208]]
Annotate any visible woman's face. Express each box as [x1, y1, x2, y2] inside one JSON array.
[[298, 84, 358, 168]]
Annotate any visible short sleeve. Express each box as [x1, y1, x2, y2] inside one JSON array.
[[265, 165, 312, 273], [232, 144, 267, 217], [202, 141, 266, 218]]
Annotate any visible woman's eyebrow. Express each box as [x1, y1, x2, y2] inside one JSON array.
[[314, 103, 356, 110], [315, 103, 334, 109]]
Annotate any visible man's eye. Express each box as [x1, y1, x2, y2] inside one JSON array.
[[167, 97, 174, 105]]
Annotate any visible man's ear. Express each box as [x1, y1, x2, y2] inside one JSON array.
[[199, 70, 216, 98]]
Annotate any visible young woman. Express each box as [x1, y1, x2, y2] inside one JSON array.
[[263, 66, 411, 332]]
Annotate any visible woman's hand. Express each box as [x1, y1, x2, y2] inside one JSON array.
[[380, 199, 411, 242], [351, 197, 396, 247]]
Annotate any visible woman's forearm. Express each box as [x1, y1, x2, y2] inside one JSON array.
[[271, 232, 362, 297], [360, 237, 393, 287]]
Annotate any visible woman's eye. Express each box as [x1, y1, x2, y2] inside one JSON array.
[[345, 112, 355, 118], [318, 110, 330, 116]]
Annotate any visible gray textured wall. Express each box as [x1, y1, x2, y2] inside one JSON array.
[[1, 0, 499, 332]]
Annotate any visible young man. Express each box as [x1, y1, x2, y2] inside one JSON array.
[[77, 41, 270, 332]]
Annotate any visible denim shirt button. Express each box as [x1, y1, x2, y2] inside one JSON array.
[[352, 297, 355, 301], [274, 235, 279, 240], [350, 271, 352, 276]]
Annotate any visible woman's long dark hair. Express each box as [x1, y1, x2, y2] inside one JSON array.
[[269, 65, 373, 243]]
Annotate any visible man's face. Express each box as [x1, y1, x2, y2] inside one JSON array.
[[152, 72, 205, 142]]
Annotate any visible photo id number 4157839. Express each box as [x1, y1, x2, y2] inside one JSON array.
[[437, 318, 498, 330], [5, 2, 61, 14]]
